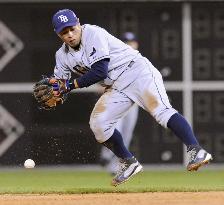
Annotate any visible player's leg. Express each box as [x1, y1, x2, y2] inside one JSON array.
[[99, 112, 125, 171], [108, 105, 139, 174], [167, 113, 212, 171], [149, 68, 212, 171], [123, 57, 212, 171], [100, 120, 121, 175], [100, 104, 139, 174], [89, 88, 142, 186]]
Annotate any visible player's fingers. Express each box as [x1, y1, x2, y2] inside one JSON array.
[[49, 78, 57, 84], [33, 84, 49, 92]]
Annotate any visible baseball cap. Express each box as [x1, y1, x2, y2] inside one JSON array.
[[122, 32, 137, 42], [52, 9, 78, 33]]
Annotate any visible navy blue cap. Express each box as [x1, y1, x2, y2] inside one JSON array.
[[52, 9, 78, 33], [122, 32, 137, 42]]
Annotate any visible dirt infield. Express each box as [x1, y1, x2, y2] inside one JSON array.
[[0, 192, 224, 205]]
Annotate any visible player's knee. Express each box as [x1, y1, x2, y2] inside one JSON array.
[[89, 116, 103, 142], [153, 108, 177, 128], [89, 115, 113, 143]]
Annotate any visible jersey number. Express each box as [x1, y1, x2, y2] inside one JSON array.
[[73, 65, 90, 75]]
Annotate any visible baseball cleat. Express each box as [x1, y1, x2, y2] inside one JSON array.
[[111, 157, 143, 186], [187, 145, 213, 171]]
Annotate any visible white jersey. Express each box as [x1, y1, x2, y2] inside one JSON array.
[[54, 24, 139, 87]]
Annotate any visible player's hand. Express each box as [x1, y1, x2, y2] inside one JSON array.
[[33, 77, 68, 110], [51, 79, 73, 95]]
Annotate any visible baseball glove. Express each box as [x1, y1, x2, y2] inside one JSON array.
[[33, 77, 68, 110]]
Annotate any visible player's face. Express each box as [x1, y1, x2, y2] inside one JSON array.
[[58, 24, 82, 48]]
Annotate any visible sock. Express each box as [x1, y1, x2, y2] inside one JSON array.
[[167, 113, 199, 146], [102, 129, 133, 159]]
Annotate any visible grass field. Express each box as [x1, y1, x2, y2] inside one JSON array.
[[0, 168, 223, 194]]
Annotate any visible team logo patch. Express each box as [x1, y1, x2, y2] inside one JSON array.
[[58, 15, 69, 23], [90, 47, 96, 57]]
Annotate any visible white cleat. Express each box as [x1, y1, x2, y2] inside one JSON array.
[[111, 157, 143, 186], [187, 146, 213, 171]]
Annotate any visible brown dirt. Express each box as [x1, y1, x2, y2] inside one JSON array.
[[0, 192, 224, 205]]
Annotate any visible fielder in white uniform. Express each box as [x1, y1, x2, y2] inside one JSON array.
[[50, 9, 212, 186], [100, 32, 139, 174]]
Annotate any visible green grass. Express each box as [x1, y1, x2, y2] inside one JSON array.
[[0, 169, 223, 194]]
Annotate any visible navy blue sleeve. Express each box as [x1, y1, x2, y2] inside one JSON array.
[[75, 58, 109, 88]]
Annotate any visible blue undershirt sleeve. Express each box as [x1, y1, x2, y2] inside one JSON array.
[[75, 58, 109, 88]]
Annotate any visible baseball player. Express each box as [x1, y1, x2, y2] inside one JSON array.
[[46, 9, 212, 186], [100, 32, 139, 175]]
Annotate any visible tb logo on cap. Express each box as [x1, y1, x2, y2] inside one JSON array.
[[58, 15, 68, 23]]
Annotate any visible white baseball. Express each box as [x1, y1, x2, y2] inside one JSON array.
[[24, 159, 35, 168]]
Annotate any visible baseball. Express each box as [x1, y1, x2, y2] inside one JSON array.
[[24, 159, 35, 168]]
